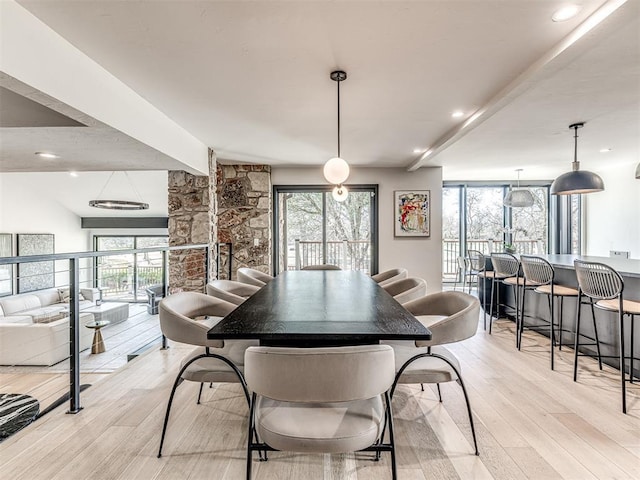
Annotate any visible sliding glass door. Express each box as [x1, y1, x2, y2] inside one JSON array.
[[274, 185, 378, 275]]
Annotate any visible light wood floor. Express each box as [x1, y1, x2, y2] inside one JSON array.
[[1, 315, 638, 480]]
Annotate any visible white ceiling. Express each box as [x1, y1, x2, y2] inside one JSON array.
[[0, 0, 638, 216]]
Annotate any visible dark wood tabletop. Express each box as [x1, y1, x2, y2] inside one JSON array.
[[207, 270, 432, 347]]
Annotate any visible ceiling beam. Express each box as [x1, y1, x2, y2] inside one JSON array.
[[407, 0, 629, 172]]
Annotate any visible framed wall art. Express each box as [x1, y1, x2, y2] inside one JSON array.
[[17, 233, 55, 293], [394, 190, 430, 237], [0, 233, 12, 297]]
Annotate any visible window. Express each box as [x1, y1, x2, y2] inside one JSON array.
[[94, 235, 168, 302], [273, 185, 378, 275], [443, 182, 551, 284]]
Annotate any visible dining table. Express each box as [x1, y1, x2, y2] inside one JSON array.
[[207, 270, 432, 347]]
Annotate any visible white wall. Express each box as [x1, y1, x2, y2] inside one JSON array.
[[0, 173, 88, 253], [584, 162, 640, 259], [271, 166, 443, 293]]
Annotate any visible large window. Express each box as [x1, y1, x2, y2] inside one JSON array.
[[443, 183, 551, 283], [274, 185, 378, 275], [94, 235, 168, 302]]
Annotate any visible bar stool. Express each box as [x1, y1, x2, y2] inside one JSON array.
[[454, 256, 470, 292], [467, 250, 485, 295], [488, 253, 520, 335], [519, 255, 579, 370], [574, 260, 640, 414]]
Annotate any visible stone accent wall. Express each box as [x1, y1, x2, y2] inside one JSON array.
[[217, 164, 271, 280], [167, 162, 213, 293]]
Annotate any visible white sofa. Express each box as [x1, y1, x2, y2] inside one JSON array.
[[0, 287, 100, 366]]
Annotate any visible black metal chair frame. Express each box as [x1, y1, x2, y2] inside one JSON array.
[[157, 347, 251, 457], [518, 256, 581, 370], [573, 261, 638, 414], [488, 253, 520, 335], [245, 390, 397, 479], [390, 349, 479, 456]]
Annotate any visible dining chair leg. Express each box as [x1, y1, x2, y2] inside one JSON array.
[[436, 383, 442, 402], [197, 383, 204, 404], [385, 391, 398, 480], [246, 392, 257, 480]]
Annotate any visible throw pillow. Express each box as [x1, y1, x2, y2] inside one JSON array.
[[58, 288, 85, 303]]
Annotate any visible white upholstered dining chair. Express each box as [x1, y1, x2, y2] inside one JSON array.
[[372, 268, 408, 286], [206, 279, 260, 305], [244, 345, 398, 479], [238, 267, 273, 287], [381, 277, 427, 305], [390, 291, 481, 455], [157, 292, 257, 457]]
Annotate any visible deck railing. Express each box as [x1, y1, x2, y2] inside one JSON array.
[[443, 239, 546, 277], [290, 240, 371, 274]]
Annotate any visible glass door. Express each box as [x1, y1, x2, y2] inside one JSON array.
[[274, 185, 378, 275]]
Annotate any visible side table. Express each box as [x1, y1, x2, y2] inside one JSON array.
[[85, 320, 110, 354]]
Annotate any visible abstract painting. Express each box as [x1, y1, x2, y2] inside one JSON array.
[[394, 190, 430, 237], [17, 233, 55, 293]]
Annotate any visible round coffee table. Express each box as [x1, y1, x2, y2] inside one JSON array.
[[85, 320, 110, 354]]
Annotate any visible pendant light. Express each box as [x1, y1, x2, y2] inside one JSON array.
[[323, 70, 349, 201], [503, 169, 534, 207], [635, 163, 639, 179], [551, 123, 604, 195], [89, 171, 149, 210]]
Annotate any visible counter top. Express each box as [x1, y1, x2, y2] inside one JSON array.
[[543, 254, 640, 278]]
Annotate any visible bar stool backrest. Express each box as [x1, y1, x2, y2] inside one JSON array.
[[490, 253, 519, 277], [574, 260, 624, 300], [467, 250, 485, 273], [520, 255, 553, 285]]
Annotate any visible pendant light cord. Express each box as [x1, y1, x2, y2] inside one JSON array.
[[95, 171, 116, 200], [337, 77, 341, 158], [572, 124, 579, 170]]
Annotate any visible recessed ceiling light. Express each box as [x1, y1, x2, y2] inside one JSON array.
[[35, 152, 60, 159], [599, 148, 612, 153], [69, 171, 79, 177], [451, 111, 464, 118], [552, 5, 580, 22], [413, 148, 424, 154]]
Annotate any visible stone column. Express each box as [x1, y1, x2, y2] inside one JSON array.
[[217, 165, 271, 280], [167, 156, 214, 292]]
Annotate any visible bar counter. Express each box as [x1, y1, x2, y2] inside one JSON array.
[[490, 254, 639, 376]]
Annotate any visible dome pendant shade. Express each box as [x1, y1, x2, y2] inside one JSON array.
[[635, 163, 640, 179], [324, 157, 350, 184], [550, 169, 605, 195], [332, 185, 349, 202], [503, 168, 534, 207], [551, 123, 604, 195], [503, 189, 535, 207]]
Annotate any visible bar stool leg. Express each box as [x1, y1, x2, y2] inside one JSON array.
[[619, 309, 626, 414], [573, 291, 583, 382], [517, 285, 525, 350], [590, 299, 603, 370], [559, 296, 565, 350], [489, 277, 496, 334], [550, 291, 555, 371], [630, 314, 635, 384]]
